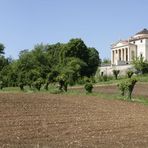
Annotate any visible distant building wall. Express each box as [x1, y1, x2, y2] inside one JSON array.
[[99, 64, 134, 76]]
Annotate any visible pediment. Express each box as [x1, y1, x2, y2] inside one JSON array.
[[112, 40, 129, 48]]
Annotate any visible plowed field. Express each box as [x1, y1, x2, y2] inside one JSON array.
[[0, 92, 148, 147]]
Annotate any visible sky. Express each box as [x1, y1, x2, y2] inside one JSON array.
[[0, 0, 148, 60]]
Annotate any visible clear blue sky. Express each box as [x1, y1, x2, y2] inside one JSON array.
[[0, 0, 148, 60]]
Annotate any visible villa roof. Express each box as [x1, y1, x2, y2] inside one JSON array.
[[111, 40, 135, 49], [136, 28, 148, 35]]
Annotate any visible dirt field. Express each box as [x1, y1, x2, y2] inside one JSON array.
[[93, 83, 148, 97], [0, 91, 148, 147]]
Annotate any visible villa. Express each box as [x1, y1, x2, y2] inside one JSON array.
[[100, 28, 148, 75]]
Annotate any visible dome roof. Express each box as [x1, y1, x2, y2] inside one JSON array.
[[136, 28, 148, 35]]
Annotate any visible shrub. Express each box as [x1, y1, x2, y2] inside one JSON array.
[[0, 81, 3, 90], [117, 81, 127, 96], [113, 70, 120, 80], [117, 78, 137, 100], [33, 78, 44, 91], [19, 82, 24, 91], [56, 74, 68, 92], [84, 82, 93, 93], [126, 70, 134, 78], [126, 78, 137, 100], [102, 75, 108, 81]]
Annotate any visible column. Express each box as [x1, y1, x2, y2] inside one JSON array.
[[112, 50, 114, 64], [117, 49, 119, 64], [125, 48, 128, 62], [122, 48, 124, 61], [121, 49, 122, 61], [119, 49, 121, 61], [124, 49, 126, 61], [111, 50, 113, 64], [115, 50, 118, 65], [128, 47, 130, 62]]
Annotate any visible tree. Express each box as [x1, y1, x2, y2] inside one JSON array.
[[132, 57, 148, 74], [61, 39, 89, 64], [113, 70, 120, 80], [0, 39, 100, 90], [45, 70, 59, 90], [101, 58, 111, 64], [84, 82, 93, 93], [56, 73, 68, 92], [0, 43, 5, 54], [60, 39, 100, 77], [126, 70, 134, 78], [117, 78, 137, 100], [65, 57, 87, 84], [86, 47, 101, 76], [33, 78, 44, 91]]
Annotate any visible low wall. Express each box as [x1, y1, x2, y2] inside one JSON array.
[[99, 65, 134, 76]]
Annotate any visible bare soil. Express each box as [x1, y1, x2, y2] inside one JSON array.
[[93, 83, 148, 97], [0, 91, 148, 147]]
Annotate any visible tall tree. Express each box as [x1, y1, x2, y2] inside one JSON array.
[[0, 43, 5, 54], [86, 47, 101, 76]]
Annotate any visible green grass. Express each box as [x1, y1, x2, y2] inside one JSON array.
[[66, 88, 148, 105], [1, 76, 148, 106]]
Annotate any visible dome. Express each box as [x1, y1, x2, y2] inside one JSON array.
[[136, 28, 148, 35]]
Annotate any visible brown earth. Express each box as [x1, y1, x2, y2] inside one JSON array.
[[0, 92, 148, 147], [93, 83, 148, 97]]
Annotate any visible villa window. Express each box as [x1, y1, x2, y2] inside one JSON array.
[[133, 41, 135, 44], [141, 40, 143, 43]]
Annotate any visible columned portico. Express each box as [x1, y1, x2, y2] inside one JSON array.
[[112, 48, 125, 65], [100, 28, 148, 76], [111, 41, 136, 65]]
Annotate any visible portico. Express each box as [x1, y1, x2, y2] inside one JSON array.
[[100, 28, 148, 76], [112, 47, 128, 63], [111, 41, 136, 65], [111, 28, 148, 66]]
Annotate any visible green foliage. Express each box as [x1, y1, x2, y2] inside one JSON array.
[[117, 78, 137, 99], [0, 39, 100, 90], [0, 43, 5, 54], [33, 78, 44, 91], [113, 70, 120, 80], [132, 57, 148, 74], [86, 47, 101, 76], [84, 82, 93, 93], [126, 70, 134, 78], [60, 39, 100, 77], [56, 74, 68, 92], [0, 81, 3, 90], [102, 75, 108, 81], [117, 81, 127, 96], [19, 82, 25, 91], [101, 58, 111, 64]]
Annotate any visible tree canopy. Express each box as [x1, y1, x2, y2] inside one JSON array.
[[0, 39, 101, 90], [0, 43, 5, 55]]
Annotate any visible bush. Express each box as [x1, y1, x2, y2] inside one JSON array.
[[126, 70, 134, 78], [19, 82, 25, 91], [0, 81, 3, 90], [56, 74, 68, 92], [113, 70, 120, 80], [117, 78, 137, 100], [117, 81, 127, 96], [84, 82, 93, 93], [32, 78, 44, 91], [102, 75, 108, 81], [126, 78, 137, 99]]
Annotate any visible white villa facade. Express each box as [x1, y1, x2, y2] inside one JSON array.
[[100, 28, 148, 75]]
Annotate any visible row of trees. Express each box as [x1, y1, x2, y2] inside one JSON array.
[[0, 39, 101, 91]]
